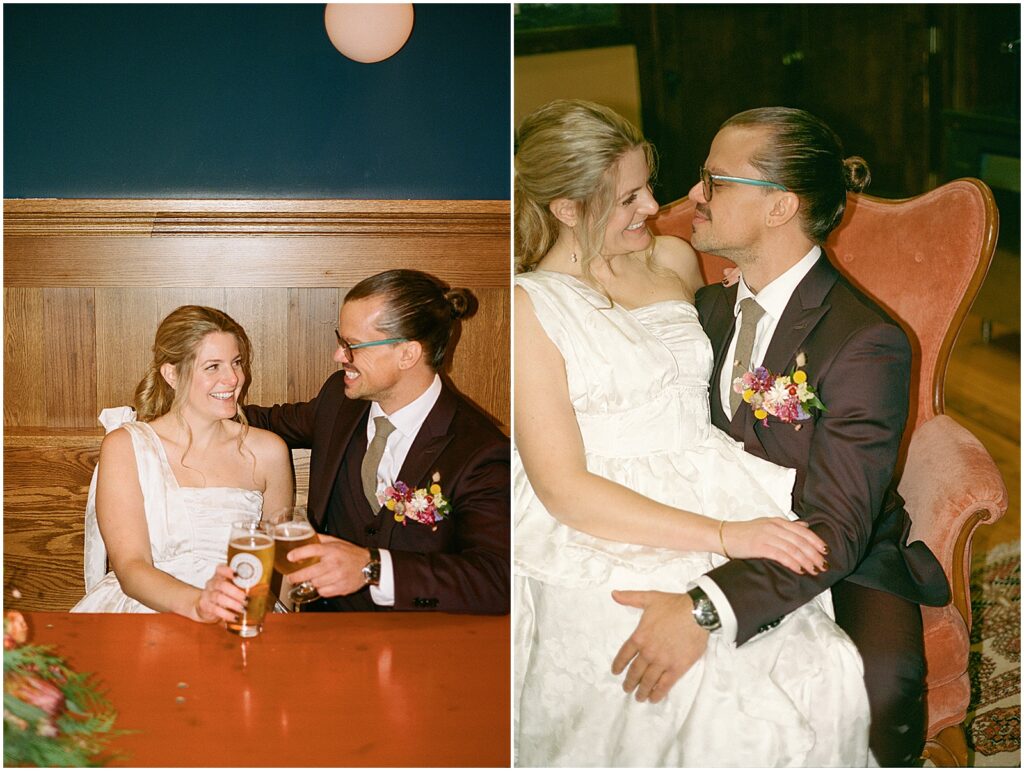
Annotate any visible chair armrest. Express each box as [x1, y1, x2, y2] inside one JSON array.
[[899, 414, 1009, 627]]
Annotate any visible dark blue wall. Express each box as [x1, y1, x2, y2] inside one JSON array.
[[4, 4, 510, 199]]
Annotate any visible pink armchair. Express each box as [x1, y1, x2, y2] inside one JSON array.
[[650, 178, 1009, 767]]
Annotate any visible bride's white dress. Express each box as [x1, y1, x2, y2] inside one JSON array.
[[72, 407, 264, 613], [514, 271, 870, 767]]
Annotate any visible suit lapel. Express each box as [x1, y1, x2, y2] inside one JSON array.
[[703, 285, 739, 428], [730, 252, 840, 449], [378, 384, 457, 543], [311, 398, 370, 529], [761, 253, 839, 375]]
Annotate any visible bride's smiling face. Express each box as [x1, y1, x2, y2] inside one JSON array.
[[599, 146, 658, 258], [181, 332, 245, 421]]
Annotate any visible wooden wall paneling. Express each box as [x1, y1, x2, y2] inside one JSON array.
[[156, 288, 228, 319], [3, 237, 508, 289], [4, 287, 46, 425], [3, 432, 101, 611], [797, 4, 931, 196], [43, 288, 97, 427], [223, 288, 290, 409], [447, 286, 510, 432], [94, 288, 162, 417], [288, 287, 342, 404]]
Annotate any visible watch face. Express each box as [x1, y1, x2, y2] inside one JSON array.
[[694, 598, 720, 629]]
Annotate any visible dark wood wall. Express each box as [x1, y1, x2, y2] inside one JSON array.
[[517, 4, 1019, 204]]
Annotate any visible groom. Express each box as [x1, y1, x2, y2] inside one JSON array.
[[612, 108, 949, 765], [245, 269, 509, 614]]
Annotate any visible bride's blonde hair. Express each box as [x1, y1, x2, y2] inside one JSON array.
[[515, 99, 657, 280], [134, 305, 252, 423]]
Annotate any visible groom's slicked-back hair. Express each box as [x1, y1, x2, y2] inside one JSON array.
[[346, 270, 475, 371], [723, 107, 871, 242]]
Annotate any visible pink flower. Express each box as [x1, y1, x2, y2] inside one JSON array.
[[4, 610, 29, 650], [7, 673, 66, 719]]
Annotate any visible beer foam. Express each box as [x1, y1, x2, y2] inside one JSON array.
[[273, 523, 315, 541], [230, 534, 274, 550]]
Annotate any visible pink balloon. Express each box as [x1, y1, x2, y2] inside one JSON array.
[[324, 4, 414, 64]]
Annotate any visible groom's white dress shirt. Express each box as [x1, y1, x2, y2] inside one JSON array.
[[364, 374, 443, 606], [697, 245, 821, 642]]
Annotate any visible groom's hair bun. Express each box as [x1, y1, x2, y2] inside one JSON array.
[[346, 270, 476, 371], [444, 288, 472, 320]]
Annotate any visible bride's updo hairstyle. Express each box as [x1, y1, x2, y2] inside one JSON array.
[[721, 107, 871, 243], [345, 269, 475, 371], [515, 99, 656, 275], [134, 305, 253, 423]]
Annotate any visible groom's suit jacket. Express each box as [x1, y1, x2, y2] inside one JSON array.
[[245, 373, 510, 615], [695, 252, 949, 644]]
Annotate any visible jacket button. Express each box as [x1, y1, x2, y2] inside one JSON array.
[[364, 525, 378, 536]]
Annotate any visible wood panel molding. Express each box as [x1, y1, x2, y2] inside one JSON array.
[[4, 198, 511, 288], [4, 198, 509, 236]]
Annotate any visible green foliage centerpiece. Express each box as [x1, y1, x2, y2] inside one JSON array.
[[3, 610, 125, 767]]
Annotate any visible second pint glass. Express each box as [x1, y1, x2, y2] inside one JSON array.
[[272, 507, 321, 607]]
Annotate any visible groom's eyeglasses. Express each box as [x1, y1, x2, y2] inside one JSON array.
[[334, 329, 408, 361], [699, 166, 788, 201]]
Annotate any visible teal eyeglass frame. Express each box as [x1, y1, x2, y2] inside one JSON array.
[[699, 166, 788, 200], [335, 329, 408, 359]]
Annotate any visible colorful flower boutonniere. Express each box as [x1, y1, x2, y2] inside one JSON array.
[[732, 352, 826, 429], [380, 472, 452, 531]]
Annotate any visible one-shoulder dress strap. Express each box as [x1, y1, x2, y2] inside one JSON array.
[[83, 407, 136, 591]]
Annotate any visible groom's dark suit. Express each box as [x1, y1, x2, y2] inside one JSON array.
[[246, 372, 509, 615], [696, 251, 949, 762]]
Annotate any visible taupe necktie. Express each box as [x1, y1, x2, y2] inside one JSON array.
[[362, 416, 397, 511], [730, 297, 766, 414]]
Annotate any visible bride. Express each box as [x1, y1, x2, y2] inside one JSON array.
[[513, 99, 870, 766], [72, 305, 293, 623]]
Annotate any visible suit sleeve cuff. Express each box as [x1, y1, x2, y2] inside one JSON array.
[[697, 575, 738, 643], [368, 549, 395, 607]]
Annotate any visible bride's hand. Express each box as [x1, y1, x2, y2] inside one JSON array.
[[194, 564, 248, 624], [719, 518, 829, 575]]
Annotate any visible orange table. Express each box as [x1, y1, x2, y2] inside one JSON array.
[[24, 611, 510, 767]]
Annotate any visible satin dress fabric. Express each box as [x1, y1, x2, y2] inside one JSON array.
[[73, 408, 263, 613]]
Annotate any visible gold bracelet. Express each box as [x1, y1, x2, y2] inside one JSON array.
[[719, 520, 731, 559]]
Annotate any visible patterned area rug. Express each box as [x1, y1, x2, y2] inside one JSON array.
[[969, 539, 1020, 767]]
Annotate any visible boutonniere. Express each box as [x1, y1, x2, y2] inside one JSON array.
[[380, 472, 452, 531], [732, 352, 826, 429]]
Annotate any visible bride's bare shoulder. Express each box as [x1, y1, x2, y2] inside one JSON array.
[[241, 424, 290, 463], [652, 235, 703, 292]]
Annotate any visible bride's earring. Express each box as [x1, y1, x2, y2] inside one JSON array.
[[570, 229, 578, 264]]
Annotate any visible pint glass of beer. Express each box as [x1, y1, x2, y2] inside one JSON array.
[[272, 507, 321, 607], [226, 520, 274, 637]]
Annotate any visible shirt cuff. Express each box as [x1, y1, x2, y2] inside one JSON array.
[[368, 548, 395, 607], [696, 574, 738, 643]]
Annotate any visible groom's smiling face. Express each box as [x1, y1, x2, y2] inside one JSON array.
[[334, 295, 405, 406]]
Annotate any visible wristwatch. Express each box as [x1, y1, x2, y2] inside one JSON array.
[[687, 587, 722, 632], [361, 547, 381, 586]]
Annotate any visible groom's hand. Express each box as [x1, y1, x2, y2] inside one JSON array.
[[611, 590, 709, 703], [287, 534, 368, 597]]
